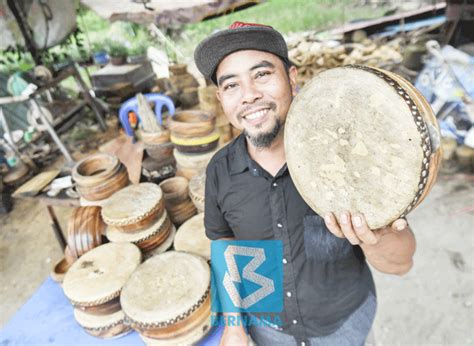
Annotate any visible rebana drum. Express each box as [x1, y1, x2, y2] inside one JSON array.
[[120, 251, 212, 344], [285, 65, 441, 229]]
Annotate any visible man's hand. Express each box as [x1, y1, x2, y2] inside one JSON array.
[[220, 325, 249, 346], [323, 211, 407, 245], [323, 211, 415, 275]]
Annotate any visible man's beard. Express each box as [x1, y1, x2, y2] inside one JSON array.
[[243, 117, 282, 149]]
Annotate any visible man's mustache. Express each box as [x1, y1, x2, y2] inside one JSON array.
[[237, 102, 277, 121]]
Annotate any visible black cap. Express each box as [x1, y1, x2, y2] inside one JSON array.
[[194, 22, 288, 84]]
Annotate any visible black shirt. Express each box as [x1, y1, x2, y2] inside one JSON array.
[[205, 134, 375, 342]]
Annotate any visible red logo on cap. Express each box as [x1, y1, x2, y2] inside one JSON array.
[[228, 21, 273, 29]]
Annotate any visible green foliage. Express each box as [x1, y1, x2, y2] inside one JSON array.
[[104, 39, 129, 57], [90, 40, 106, 53], [179, 0, 388, 56], [127, 29, 151, 56], [128, 41, 148, 56], [0, 49, 34, 74]]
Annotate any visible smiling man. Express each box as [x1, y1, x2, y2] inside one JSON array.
[[194, 22, 416, 346]]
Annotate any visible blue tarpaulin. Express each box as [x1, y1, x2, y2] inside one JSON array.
[[0, 277, 223, 345]]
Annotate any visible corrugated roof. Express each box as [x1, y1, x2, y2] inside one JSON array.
[[80, 0, 263, 26]]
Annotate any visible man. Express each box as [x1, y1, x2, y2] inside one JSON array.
[[194, 22, 416, 346]]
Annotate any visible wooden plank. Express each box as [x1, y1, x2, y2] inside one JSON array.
[[12, 170, 60, 197]]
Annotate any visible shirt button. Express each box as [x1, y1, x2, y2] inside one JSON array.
[[277, 223, 283, 228], [301, 343, 306, 346], [286, 291, 292, 297], [272, 182, 278, 187], [292, 319, 298, 325], [282, 258, 288, 264]]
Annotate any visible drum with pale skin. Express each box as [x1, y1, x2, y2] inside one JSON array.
[[120, 251, 212, 345], [285, 65, 441, 229], [175, 213, 210, 260], [62, 243, 142, 319], [101, 183, 165, 232]]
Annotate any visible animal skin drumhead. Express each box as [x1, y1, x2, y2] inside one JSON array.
[[285, 66, 437, 229], [63, 243, 142, 306], [101, 183, 162, 226], [175, 213, 210, 259], [120, 251, 210, 325]]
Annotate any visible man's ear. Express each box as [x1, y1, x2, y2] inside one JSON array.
[[288, 66, 298, 97], [216, 88, 221, 102]]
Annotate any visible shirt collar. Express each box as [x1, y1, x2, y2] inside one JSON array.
[[228, 134, 289, 179]]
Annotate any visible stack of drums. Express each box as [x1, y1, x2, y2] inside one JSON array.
[[174, 213, 210, 260], [72, 154, 129, 202], [173, 147, 217, 181], [198, 85, 232, 145], [168, 110, 219, 154], [168, 110, 219, 180], [62, 242, 142, 339], [121, 251, 212, 345], [188, 172, 206, 213], [103, 183, 175, 257], [159, 177, 197, 227], [169, 64, 199, 108]]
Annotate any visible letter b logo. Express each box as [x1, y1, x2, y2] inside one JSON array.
[[211, 240, 283, 313]]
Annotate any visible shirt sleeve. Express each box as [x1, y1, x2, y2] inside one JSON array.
[[204, 164, 234, 240]]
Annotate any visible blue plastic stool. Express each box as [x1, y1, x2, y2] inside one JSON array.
[[118, 93, 175, 137]]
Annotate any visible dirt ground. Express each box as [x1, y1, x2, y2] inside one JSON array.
[[0, 169, 473, 345]]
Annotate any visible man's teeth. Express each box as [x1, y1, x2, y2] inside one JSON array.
[[245, 109, 268, 120]]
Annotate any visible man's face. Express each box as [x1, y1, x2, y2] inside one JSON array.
[[215, 50, 297, 148]]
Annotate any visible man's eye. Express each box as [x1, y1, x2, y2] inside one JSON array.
[[223, 83, 237, 91], [256, 71, 271, 79]]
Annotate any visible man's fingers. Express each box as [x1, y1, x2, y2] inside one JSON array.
[[338, 212, 360, 245], [324, 213, 344, 238], [352, 214, 378, 245], [391, 218, 408, 232]]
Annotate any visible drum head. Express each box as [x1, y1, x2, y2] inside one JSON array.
[[121, 251, 210, 326], [63, 243, 142, 306], [285, 66, 435, 229], [101, 183, 163, 226], [175, 213, 210, 259]]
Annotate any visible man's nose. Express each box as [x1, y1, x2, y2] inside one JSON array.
[[241, 81, 263, 104]]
